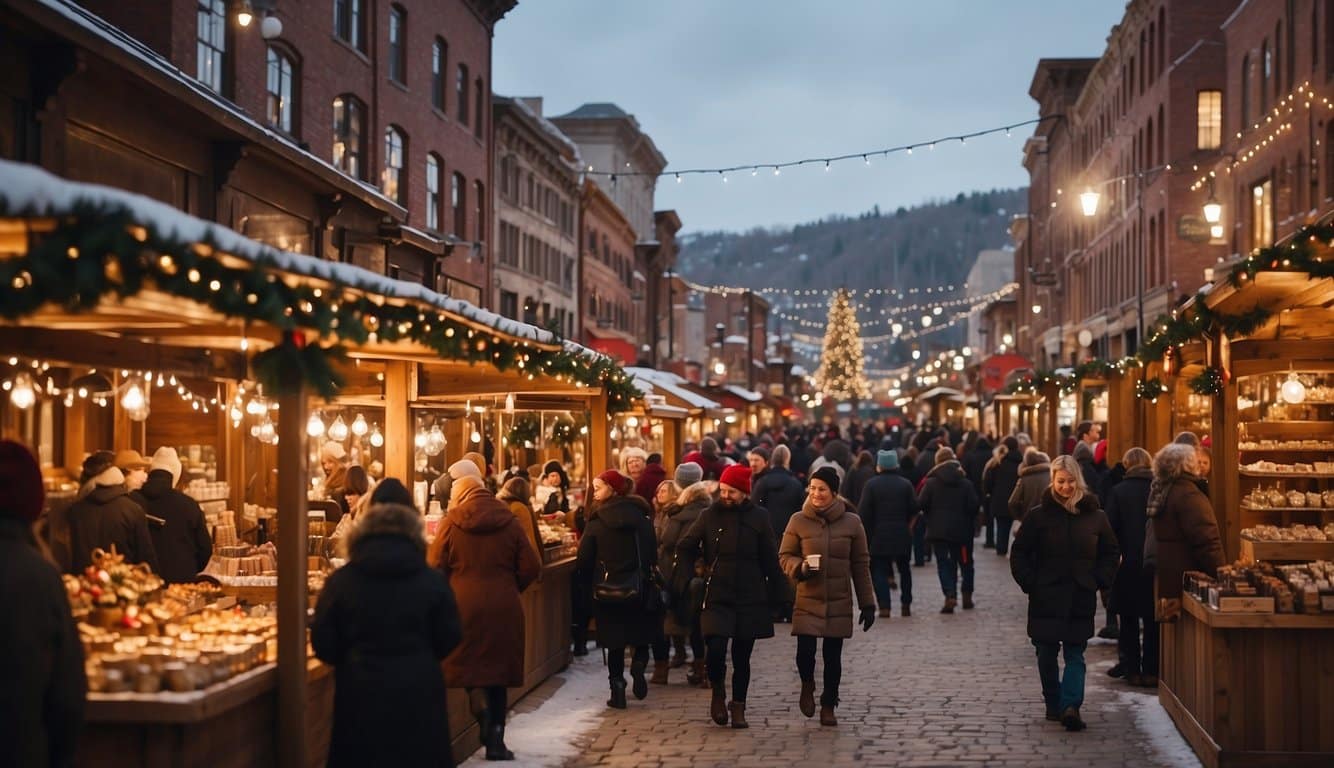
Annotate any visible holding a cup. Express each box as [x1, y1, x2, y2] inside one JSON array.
[[803, 553, 822, 573]]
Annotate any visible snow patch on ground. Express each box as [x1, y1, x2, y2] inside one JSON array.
[[459, 657, 608, 768], [1110, 689, 1203, 768]]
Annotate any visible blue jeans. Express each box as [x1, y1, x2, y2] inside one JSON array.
[[1034, 640, 1087, 713], [932, 541, 974, 597], [871, 556, 912, 608]]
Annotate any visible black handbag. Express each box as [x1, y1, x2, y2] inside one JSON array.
[[593, 529, 646, 605]]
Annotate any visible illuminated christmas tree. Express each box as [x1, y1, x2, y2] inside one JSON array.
[[813, 288, 872, 404]]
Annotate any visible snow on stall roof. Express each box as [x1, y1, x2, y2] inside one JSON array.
[[723, 334, 747, 344], [723, 385, 763, 402], [625, 367, 720, 409], [30, 0, 401, 212], [0, 159, 614, 359]]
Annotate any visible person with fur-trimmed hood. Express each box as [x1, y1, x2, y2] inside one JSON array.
[[917, 447, 980, 614], [1144, 443, 1225, 615], [312, 479, 462, 768], [1008, 450, 1052, 522], [60, 450, 159, 573], [660, 479, 714, 687]]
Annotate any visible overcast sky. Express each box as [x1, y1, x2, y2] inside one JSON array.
[[493, 1, 1124, 234]]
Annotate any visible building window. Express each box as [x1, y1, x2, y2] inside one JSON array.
[[432, 38, 447, 111], [474, 79, 485, 138], [1241, 55, 1252, 129], [333, 0, 363, 50], [456, 64, 469, 125], [474, 180, 484, 245], [499, 290, 518, 320], [382, 126, 406, 205], [425, 153, 442, 231], [332, 94, 364, 179], [388, 5, 406, 85], [196, 0, 226, 94], [452, 172, 466, 237], [1261, 41, 1271, 113], [266, 46, 297, 135], [1251, 179, 1273, 250], [1196, 90, 1221, 150]]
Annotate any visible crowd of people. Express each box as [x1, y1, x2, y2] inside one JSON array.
[[1, 414, 1229, 766]]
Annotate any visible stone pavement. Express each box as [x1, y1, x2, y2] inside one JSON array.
[[499, 537, 1202, 768]]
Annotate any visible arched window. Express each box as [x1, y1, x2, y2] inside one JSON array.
[[425, 153, 442, 231], [451, 172, 466, 237], [432, 38, 447, 111], [332, 94, 365, 179], [382, 126, 406, 205], [474, 78, 485, 138], [265, 45, 298, 136]]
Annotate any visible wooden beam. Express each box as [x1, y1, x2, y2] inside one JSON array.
[[589, 394, 609, 478], [0, 327, 246, 381], [276, 381, 308, 768], [1209, 333, 1240, 562], [383, 361, 416, 484]]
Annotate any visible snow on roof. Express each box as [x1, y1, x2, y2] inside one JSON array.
[[723, 385, 763, 402], [767, 357, 787, 365], [0, 159, 614, 358], [496, 95, 583, 165], [791, 365, 809, 376], [916, 386, 967, 401], [724, 334, 747, 344], [625, 367, 720, 410], [33, 0, 402, 214]]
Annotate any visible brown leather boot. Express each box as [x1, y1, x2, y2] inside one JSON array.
[[710, 682, 729, 725], [941, 597, 956, 614], [962, 592, 975, 610], [650, 660, 669, 685], [901, 604, 911, 617], [799, 680, 816, 718], [819, 705, 838, 727], [729, 700, 748, 729], [670, 638, 688, 668], [687, 659, 707, 687]]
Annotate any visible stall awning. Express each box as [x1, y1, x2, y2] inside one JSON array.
[[915, 386, 967, 402], [584, 332, 638, 364], [980, 354, 1032, 393], [723, 385, 764, 403], [625, 367, 721, 411]]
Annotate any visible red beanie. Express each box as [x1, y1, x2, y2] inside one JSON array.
[[0, 440, 45, 523], [1093, 438, 1108, 466], [596, 469, 632, 496], [718, 464, 752, 494]]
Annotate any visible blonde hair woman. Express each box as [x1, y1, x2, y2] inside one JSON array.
[[1009, 454, 1119, 732]]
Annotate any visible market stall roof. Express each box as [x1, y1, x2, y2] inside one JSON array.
[[0, 160, 637, 404], [915, 386, 968, 402], [723, 385, 764, 403], [625, 367, 721, 411]]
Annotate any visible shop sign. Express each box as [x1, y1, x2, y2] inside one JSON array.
[[1177, 214, 1212, 243]]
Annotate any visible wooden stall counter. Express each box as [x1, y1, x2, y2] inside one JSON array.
[[1160, 596, 1334, 768], [78, 659, 333, 768]]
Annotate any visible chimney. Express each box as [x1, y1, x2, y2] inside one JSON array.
[[518, 97, 544, 116]]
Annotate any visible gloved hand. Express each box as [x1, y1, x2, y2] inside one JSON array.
[[860, 607, 876, 632]]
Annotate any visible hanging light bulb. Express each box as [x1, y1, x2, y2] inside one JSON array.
[[246, 396, 267, 416], [424, 424, 447, 456], [504, 392, 515, 414], [369, 424, 385, 448], [351, 413, 369, 436], [120, 374, 151, 421], [307, 411, 326, 437], [9, 372, 36, 409], [470, 429, 482, 444], [414, 429, 428, 449], [626, 416, 639, 428], [1281, 371, 1307, 404], [328, 414, 350, 442], [230, 405, 244, 426]]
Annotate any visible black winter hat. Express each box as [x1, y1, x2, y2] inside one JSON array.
[[810, 466, 841, 494], [371, 477, 414, 507]]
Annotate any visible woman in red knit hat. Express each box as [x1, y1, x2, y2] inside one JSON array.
[[576, 469, 661, 709]]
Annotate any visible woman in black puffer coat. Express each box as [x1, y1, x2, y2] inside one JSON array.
[[1010, 455, 1119, 733], [660, 481, 713, 687], [1105, 447, 1156, 687], [917, 447, 979, 613]]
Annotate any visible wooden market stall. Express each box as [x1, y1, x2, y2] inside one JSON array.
[[1152, 257, 1334, 768], [0, 161, 635, 766]]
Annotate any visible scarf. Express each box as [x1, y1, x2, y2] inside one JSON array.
[[802, 496, 838, 519], [1053, 486, 1084, 514]]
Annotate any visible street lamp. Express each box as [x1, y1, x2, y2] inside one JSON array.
[[1203, 193, 1222, 224], [1079, 188, 1100, 217]]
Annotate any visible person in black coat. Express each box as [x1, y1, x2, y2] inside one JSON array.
[[751, 444, 804, 543], [131, 447, 212, 584], [902, 448, 932, 567], [961, 436, 993, 545], [983, 437, 1024, 556], [312, 490, 462, 768], [575, 470, 660, 709], [918, 447, 980, 613], [857, 450, 918, 616], [675, 465, 786, 729], [0, 441, 86, 768], [1105, 448, 1156, 687], [1009, 455, 1119, 732], [62, 451, 159, 574]]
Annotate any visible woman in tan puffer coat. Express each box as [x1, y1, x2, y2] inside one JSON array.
[[777, 466, 875, 727]]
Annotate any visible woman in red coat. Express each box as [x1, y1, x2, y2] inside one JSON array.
[[428, 474, 541, 761]]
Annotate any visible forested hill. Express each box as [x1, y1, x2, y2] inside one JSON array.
[[676, 188, 1026, 309]]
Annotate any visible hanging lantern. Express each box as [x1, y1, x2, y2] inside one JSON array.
[[470, 429, 482, 444], [424, 424, 447, 456], [120, 374, 151, 421], [328, 414, 349, 442], [369, 424, 385, 448], [9, 372, 36, 409], [306, 411, 326, 438], [1281, 372, 1307, 404], [504, 392, 515, 414], [351, 413, 369, 436]]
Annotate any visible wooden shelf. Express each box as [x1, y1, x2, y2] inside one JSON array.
[[1240, 504, 1334, 514], [1238, 470, 1334, 479], [1184, 593, 1334, 628], [1238, 446, 1334, 453], [1240, 537, 1334, 562]]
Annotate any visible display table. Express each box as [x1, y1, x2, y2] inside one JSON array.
[[1159, 596, 1334, 768]]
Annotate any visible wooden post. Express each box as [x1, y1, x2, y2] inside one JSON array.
[[589, 394, 609, 478], [1106, 371, 1130, 460], [276, 376, 308, 768], [1042, 383, 1061, 456], [660, 418, 680, 468], [384, 362, 415, 481], [1209, 334, 1240, 561], [223, 381, 245, 515]]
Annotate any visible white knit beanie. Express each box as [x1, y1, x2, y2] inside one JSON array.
[[150, 446, 183, 487]]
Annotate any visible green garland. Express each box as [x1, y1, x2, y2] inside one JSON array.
[[506, 414, 541, 447], [1187, 366, 1226, 396], [548, 414, 583, 447], [1135, 377, 1168, 402], [0, 200, 640, 409]]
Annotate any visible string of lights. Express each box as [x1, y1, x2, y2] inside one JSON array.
[[678, 279, 968, 299], [1188, 81, 1331, 192], [586, 117, 1058, 181]]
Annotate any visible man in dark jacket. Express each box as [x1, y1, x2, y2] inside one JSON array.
[[983, 437, 1024, 556], [1105, 448, 1156, 687], [0, 441, 86, 768], [858, 450, 918, 617], [751, 444, 804, 541], [918, 447, 980, 613], [63, 451, 159, 573], [675, 465, 786, 729], [961, 436, 993, 545], [681, 437, 728, 481], [132, 447, 212, 583]]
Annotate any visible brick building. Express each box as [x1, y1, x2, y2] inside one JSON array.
[[1, 0, 510, 305], [578, 176, 640, 362], [492, 96, 579, 337], [701, 290, 771, 391], [1019, 1, 1235, 367]]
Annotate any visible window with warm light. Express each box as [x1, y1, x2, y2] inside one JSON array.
[[266, 46, 297, 136], [425, 153, 441, 230], [196, 0, 226, 94], [332, 95, 364, 179], [1251, 179, 1273, 250], [1196, 90, 1221, 150], [382, 127, 406, 205]]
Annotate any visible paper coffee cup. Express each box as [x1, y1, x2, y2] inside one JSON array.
[[805, 554, 822, 571]]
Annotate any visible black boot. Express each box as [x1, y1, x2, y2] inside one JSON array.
[[485, 723, 515, 760], [607, 678, 627, 709], [571, 625, 589, 656], [630, 657, 649, 700]]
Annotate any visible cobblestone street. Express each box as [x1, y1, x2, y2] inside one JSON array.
[[481, 537, 1201, 768]]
